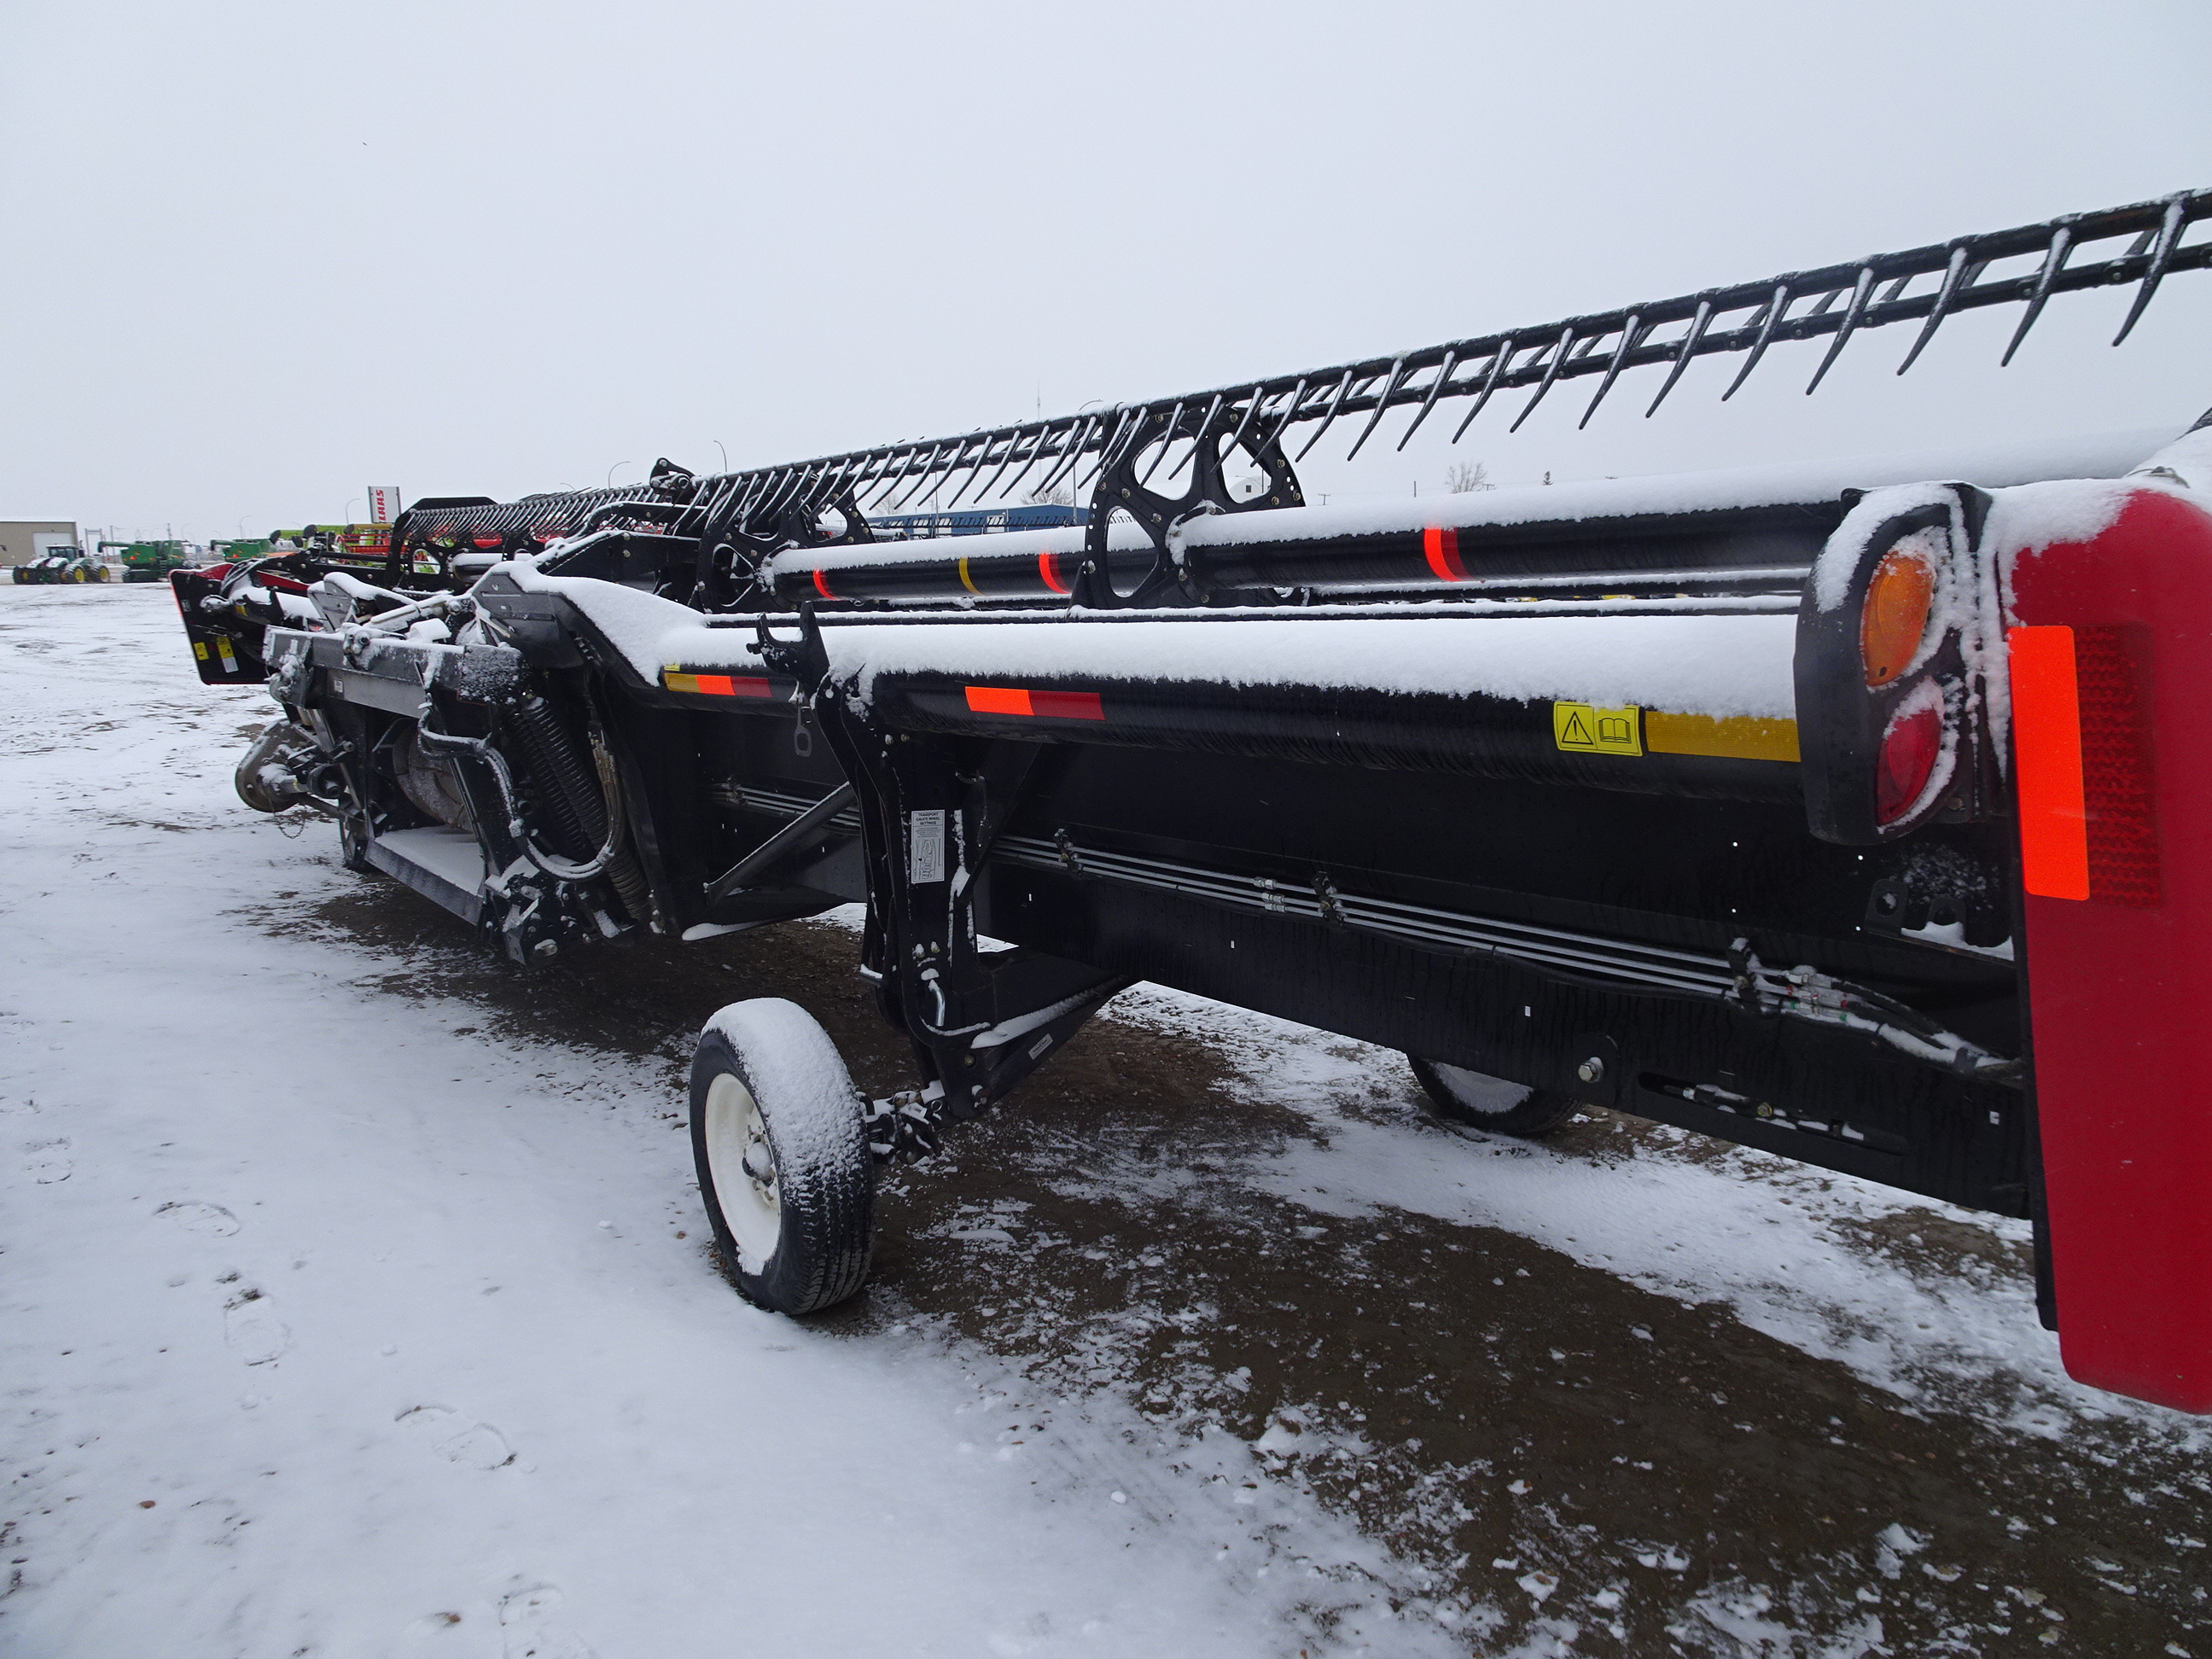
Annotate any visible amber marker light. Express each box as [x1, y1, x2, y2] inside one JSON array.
[[1860, 547, 1936, 687]]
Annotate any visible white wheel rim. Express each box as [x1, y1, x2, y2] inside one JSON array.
[[703, 1072, 781, 1272], [1430, 1062, 1535, 1117]]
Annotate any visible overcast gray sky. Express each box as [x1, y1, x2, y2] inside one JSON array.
[[4, 0, 2207, 540]]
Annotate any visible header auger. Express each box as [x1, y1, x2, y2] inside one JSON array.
[[172, 191, 2212, 1413]]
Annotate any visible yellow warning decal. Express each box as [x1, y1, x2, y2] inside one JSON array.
[[1553, 701, 1642, 756], [1645, 712, 1802, 764], [216, 637, 236, 659], [193, 641, 209, 661]]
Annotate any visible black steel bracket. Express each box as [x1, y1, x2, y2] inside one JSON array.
[[1077, 400, 1305, 608]]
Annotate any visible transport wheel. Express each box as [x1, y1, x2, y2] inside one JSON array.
[[690, 998, 874, 1315], [1408, 1056, 1580, 1138]]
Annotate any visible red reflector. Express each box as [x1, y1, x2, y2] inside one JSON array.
[[812, 568, 837, 601], [1039, 551, 1071, 596], [2074, 626, 2161, 906], [1031, 690, 1104, 720], [2010, 626, 2091, 899], [1422, 526, 1466, 582], [471, 535, 503, 550], [697, 675, 773, 698], [963, 685, 1103, 720], [1874, 697, 1941, 825]]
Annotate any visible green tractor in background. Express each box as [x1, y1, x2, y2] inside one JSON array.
[[9, 550, 111, 585]]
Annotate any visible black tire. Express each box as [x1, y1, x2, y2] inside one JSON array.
[[690, 998, 874, 1314], [1408, 1055, 1580, 1138]]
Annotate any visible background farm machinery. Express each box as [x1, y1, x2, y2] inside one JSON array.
[[10, 549, 112, 584], [177, 190, 2212, 1413]]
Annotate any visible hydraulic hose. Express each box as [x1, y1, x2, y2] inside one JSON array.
[[414, 720, 626, 884]]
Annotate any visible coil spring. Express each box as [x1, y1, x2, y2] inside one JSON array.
[[508, 696, 653, 924]]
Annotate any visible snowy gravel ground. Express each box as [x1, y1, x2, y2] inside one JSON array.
[[4, 583, 2209, 1658], [0, 586, 1450, 1659]]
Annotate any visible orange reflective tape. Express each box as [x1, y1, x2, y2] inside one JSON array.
[[2010, 626, 2090, 900], [665, 671, 774, 698], [1039, 551, 1071, 595], [963, 685, 1101, 720]]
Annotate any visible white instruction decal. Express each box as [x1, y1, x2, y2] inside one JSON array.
[[908, 809, 946, 885]]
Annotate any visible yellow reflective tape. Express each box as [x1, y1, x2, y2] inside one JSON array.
[[1552, 701, 1642, 756], [958, 556, 980, 596], [663, 671, 700, 694], [1645, 712, 1802, 763]]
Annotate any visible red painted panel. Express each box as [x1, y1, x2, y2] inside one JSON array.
[[2009, 486, 2212, 1412]]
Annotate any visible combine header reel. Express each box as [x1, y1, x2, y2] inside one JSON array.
[[182, 190, 2212, 1413]]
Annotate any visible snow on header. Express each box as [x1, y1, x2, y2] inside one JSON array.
[[498, 420, 2208, 728], [765, 521, 1153, 579], [812, 613, 1800, 719], [504, 562, 1796, 717], [2128, 413, 2212, 498], [1168, 427, 2175, 553]]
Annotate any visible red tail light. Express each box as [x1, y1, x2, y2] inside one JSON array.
[[1875, 697, 1942, 824]]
